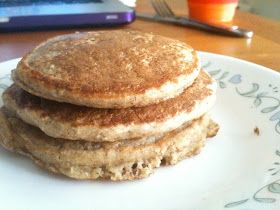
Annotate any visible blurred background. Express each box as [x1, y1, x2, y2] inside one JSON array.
[[1, 0, 279, 70], [238, 0, 280, 21], [124, 0, 280, 21]]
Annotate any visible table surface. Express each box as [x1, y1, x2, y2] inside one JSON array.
[[0, 0, 279, 71]]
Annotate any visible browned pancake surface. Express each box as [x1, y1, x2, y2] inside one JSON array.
[[14, 30, 200, 108], [0, 108, 219, 180], [17, 30, 197, 94], [5, 71, 213, 127]]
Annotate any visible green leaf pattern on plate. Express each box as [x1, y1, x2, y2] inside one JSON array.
[[204, 61, 280, 135], [224, 199, 249, 208], [224, 156, 280, 208], [235, 83, 280, 134], [201, 61, 280, 208], [268, 183, 280, 194]]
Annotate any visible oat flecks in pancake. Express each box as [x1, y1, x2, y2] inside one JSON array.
[[0, 108, 218, 181], [4, 71, 216, 142], [14, 30, 200, 108]]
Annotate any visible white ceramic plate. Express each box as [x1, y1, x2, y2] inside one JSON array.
[[0, 52, 280, 210]]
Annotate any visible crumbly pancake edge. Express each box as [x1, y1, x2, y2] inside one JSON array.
[[0, 108, 215, 167], [29, 137, 204, 181], [0, 109, 219, 180]]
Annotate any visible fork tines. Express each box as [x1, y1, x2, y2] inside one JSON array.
[[151, 0, 175, 17]]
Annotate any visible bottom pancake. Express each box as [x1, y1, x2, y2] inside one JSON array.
[[0, 108, 219, 181]]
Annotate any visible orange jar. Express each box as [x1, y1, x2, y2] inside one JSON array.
[[187, 0, 238, 24]]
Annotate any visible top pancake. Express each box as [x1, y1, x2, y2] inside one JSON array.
[[13, 30, 200, 108]]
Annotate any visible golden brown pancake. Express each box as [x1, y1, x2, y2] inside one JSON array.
[[4, 70, 216, 142], [0, 108, 219, 181], [13, 30, 200, 108]]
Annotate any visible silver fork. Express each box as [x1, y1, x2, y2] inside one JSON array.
[[147, 0, 253, 38]]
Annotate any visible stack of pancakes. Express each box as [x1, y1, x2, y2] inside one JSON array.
[[0, 30, 219, 181]]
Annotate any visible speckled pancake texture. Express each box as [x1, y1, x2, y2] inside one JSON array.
[[4, 70, 216, 142], [0, 30, 219, 181], [13, 30, 200, 108], [0, 108, 219, 181]]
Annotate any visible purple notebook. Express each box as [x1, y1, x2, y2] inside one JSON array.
[[0, 0, 135, 31]]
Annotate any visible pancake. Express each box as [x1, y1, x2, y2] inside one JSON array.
[[13, 30, 200, 109], [0, 108, 219, 181], [4, 70, 216, 142]]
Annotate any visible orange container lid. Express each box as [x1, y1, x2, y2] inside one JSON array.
[[188, 2, 237, 23], [188, 0, 237, 3]]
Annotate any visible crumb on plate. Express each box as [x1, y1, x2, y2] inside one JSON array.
[[254, 127, 260, 136]]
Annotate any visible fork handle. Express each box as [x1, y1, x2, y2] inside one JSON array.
[[177, 17, 253, 38]]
